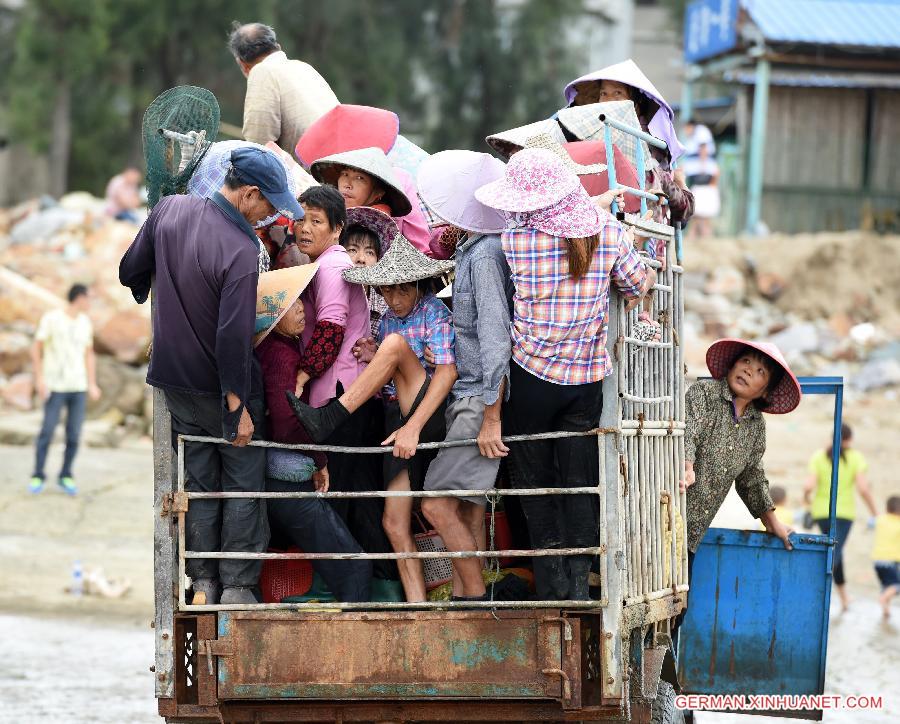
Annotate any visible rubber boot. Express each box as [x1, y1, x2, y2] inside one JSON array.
[[533, 554, 569, 601], [191, 578, 220, 605], [221, 586, 258, 605], [285, 392, 350, 443], [567, 555, 594, 601]]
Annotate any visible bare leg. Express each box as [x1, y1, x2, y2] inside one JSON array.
[[422, 497, 486, 597], [382, 470, 426, 602], [339, 334, 426, 415], [880, 585, 897, 620], [836, 583, 850, 613]]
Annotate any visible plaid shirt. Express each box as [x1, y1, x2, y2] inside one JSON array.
[[378, 293, 456, 369], [502, 220, 646, 385], [187, 140, 299, 209]]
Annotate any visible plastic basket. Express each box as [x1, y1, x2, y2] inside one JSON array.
[[414, 530, 454, 590], [259, 547, 313, 603]]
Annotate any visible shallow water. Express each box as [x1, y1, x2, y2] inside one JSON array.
[[0, 613, 157, 723], [1, 595, 896, 724]]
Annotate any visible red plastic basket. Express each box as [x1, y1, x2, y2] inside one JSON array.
[[485, 510, 514, 565], [259, 547, 313, 603]]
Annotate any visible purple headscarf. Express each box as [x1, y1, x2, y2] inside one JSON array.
[[563, 59, 685, 164]]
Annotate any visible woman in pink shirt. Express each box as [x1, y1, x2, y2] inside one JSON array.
[[294, 184, 397, 582]]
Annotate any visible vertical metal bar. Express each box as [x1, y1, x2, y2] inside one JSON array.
[[652, 436, 663, 594], [675, 221, 684, 264], [636, 134, 647, 217], [675, 252, 687, 584], [597, 433, 608, 605], [639, 435, 649, 597], [177, 436, 187, 610], [626, 437, 636, 599], [601, 292, 625, 703], [152, 387, 175, 698], [827, 383, 844, 534], [745, 56, 771, 234], [604, 121, 619, 215]]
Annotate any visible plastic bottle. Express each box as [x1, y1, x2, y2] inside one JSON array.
[[71, 560, 83, 597]]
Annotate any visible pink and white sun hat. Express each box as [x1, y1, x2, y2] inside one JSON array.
[[474, 148, 580, 213], [706, 338, 802, 414], [523, 186, 606, 238]]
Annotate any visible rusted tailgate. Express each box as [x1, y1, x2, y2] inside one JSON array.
[[211, 610, 580, 705]]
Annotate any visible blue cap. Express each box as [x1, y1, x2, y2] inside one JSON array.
[[229, 147, 305, 221]]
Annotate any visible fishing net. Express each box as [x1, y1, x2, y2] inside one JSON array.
[[142, 85, 220, 208]]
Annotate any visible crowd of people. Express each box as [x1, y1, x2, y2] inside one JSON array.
[[110, 22, 898, 611]]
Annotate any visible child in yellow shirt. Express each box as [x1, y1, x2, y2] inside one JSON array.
[[872, 496, 900, 620]]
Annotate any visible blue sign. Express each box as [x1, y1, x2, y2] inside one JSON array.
[[684, 0, 739, 63]]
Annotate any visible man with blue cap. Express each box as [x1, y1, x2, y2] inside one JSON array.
[[119, 147, 304, 605]]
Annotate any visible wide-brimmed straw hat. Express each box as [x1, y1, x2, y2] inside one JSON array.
[[556, 100, 657, 172], [342, 233, 454, 287], [254, 264, 319, 346], [294, 104, 399, 168], [310, 147, 413, 217], [345, 206, 400, 257], [475, 148, 580, 213], [706, 338, 802, 414], [485, 118, 567, 160], [417, 150, 507, 234]]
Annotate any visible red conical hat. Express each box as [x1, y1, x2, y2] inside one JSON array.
[[706, 338, 802, 414], [294, 104, 399, 168]]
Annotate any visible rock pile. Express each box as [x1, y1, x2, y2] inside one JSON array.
[[683, 232, 900, 393], [0, 193, 151, 442]]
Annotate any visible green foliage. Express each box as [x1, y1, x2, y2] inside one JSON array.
[[6, 0, 595, 195]]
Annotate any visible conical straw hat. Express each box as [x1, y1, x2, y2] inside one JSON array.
[[254, 263, 319, 346], [310, 147, 413, 217], [342, 234, 454, 287]]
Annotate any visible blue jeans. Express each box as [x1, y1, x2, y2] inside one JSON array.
[[33, 391, 87, 480]]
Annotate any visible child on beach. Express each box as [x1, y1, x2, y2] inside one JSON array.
[[760, 485, 795, 530], [872, 496, 900, 619]]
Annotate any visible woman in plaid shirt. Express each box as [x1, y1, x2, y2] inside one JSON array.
[[476, 148, 654, 600]]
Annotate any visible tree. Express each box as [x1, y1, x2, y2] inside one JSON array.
[[9, 0, 112, 197], [5, 0, 596, 196]]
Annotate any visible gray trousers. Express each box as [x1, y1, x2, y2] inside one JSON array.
[[165, 390, 269, 588]]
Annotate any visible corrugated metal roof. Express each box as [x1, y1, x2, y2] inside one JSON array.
[[743, 0, 900, 48], [724, 69, 900, 88]]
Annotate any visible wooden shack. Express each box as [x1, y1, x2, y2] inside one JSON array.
[[682, 0, 900, 234]]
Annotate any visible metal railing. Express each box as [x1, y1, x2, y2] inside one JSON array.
[[173, 427, 613, 612]]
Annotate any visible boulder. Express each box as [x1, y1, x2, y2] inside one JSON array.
[[0, 329, 33, 376], [755, 272, 787, 301], [90, 356, 147, 417], [853, 358, 900, 392], [769, 322, 820, 356], [1, 372, 34, 410], [94, 310, 151, 365], [704, 265, 745, 303]]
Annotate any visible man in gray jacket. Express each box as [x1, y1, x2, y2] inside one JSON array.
[[416, 151, 513, 602]]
